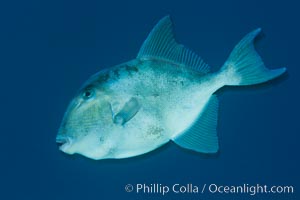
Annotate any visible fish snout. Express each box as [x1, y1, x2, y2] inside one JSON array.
[[56, 135, 73, 152]]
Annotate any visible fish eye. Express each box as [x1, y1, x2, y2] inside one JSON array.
[[82, 88, 94, 100]]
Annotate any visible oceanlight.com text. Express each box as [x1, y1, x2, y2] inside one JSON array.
[[124, 183, 294, 196]]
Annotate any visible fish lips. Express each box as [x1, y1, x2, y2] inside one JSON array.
[[56, 135, 73, 152]]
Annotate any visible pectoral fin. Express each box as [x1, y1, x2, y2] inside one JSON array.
[[113, 97, 141, 125]]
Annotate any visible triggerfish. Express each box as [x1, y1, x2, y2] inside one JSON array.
[[56, 16, 286, 160]]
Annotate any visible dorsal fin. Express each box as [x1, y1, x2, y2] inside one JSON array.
[[137, 16, 210, 74]]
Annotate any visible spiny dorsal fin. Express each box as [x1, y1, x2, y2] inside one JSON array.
[[137, 16, 210, 74], [172, 95, 219, 153]]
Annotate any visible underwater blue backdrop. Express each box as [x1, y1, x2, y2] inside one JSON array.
[[1, 0, 299, 199]]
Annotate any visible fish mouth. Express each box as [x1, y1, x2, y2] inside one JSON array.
[[56, 136, 73, 152]]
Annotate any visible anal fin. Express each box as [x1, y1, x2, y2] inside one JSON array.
[[173, 95, 219, 153]]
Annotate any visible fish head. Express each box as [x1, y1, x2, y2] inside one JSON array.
[[56, 78, 115, 160]]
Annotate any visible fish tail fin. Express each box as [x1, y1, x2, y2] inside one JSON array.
[[220, 28, 286, 86]]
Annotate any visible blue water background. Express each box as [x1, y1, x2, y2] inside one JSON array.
[[1, 0, 299, 199]]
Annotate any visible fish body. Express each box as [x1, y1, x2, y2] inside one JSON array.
[[56, 16, 286, 160]]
